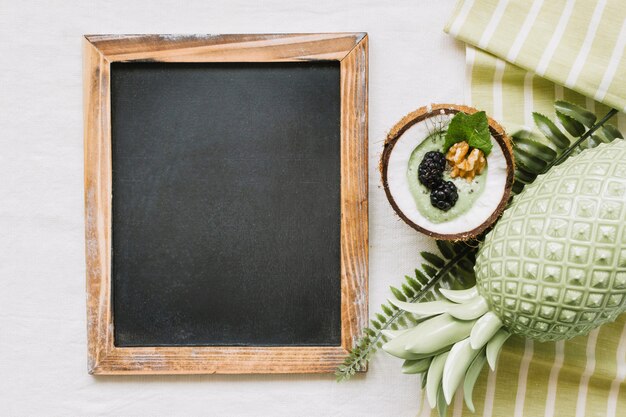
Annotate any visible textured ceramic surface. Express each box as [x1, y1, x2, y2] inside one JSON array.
[[476, 140, 626, 341]]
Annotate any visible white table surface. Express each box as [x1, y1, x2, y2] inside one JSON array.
[[0, 1, 465, 415]]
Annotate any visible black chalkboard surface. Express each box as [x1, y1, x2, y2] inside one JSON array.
[[110, 62, 342, 347]]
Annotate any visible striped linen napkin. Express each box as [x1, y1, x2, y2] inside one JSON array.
[[445, 0, 626, 112], [413, 1, 626, 416]]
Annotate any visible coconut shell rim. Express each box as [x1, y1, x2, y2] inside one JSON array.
[[380, 103, 515, 241]]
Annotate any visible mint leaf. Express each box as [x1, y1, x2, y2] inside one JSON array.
[[443, 111, 492, 155]]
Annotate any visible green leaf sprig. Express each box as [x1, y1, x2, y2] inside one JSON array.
[[443, 111, 492, 155]]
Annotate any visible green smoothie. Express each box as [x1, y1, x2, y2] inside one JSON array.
[[407, 133, 487, 223]]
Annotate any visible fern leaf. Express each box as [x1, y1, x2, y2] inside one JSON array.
[[554, 100, 596, 127], [514, 168, 537, 184], [436, 240, 454, 259], [602, 124, 624, 139], [556, 111, 585, 136], [514, 145, 550, 172], [405, 275, 422, 292], [401, 283, 416, 298], [422, 263, 438, 277], [381, 304, 394, 317], [390, 286, 406, 302], [415, 269, 429, 285], [513, 137, 557, 161], [532, 112, 570, 149], [421, 251, 446, 268]]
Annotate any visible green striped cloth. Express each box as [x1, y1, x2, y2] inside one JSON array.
[[445, 0, 626, 113], [415, 1, 626, 416]]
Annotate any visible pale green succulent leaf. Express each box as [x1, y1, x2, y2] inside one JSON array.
[[442, 338, 481, 404], [405, 314, 476, 354], [447, 296, 488, 320], [463, 349, 488, 413], [437, 386, 448, 417], [427, 351, 449, 408], [402, 357, 432, 374], [439, 286, 479, 304], [382, 326, 423, 359], [388, 298, 454, 316], [381, 328, 408, 340], [470, 311, 503, 350], [421, 369, 429, 390], [486, 329, 511, 371]]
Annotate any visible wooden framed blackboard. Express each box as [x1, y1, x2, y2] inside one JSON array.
[[83, 34, 368, 374]]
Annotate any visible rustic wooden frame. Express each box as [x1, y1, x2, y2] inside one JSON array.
[[83, 34, 368, 375]]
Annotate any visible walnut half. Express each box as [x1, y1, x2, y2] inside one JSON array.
[[446, 141, 486, 181]]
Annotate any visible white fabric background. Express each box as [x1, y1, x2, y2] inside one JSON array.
[[0, 1, 465, 415]]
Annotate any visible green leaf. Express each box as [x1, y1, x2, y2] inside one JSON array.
[[444, 111, 493, 155], [415, 269, 429, 285], [436, 240, 454, 259], [390, 286, 406, 302], [401, 283, 416, 298], [381, 304, 394, 317], [556, 111, 585, 136], [593, 124, 624, 143], [512, 181, 525, 195], [422, 263, 438, 277], [513, 137, 557, 161], [554, 100, 596, 127], [514, 167, 537, 184], [602, 124, 624, 139], [405, 275, 422, 292], [421, 251, 445, 268], [533, 112, 570, 149], [511, 127, 545, 144], [514, 145, 550, 172]]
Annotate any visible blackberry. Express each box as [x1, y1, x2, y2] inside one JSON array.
[[418, 151, 447, 190], [430, 181, 458, 211]]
